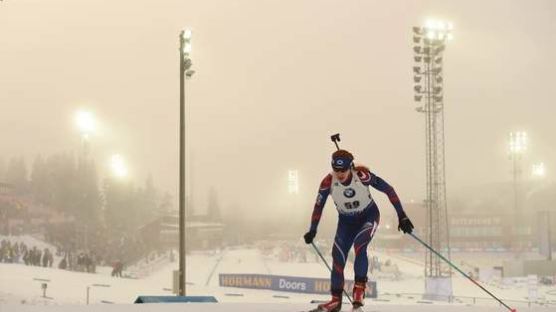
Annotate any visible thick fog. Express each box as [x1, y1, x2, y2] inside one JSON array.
[[1, 0, 555, 227]]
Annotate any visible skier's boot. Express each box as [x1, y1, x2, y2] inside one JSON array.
[[352, 277, 367, 309], [317, 290, 342, 312]]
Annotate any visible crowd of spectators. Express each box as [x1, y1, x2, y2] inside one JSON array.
[[0, 236, 136, 277], [57, 250, 97, 273], [1, 191, 167, 279], [0, 221, 170, 280], [45, 223, 154, 277], [0, 239, 54, 267]]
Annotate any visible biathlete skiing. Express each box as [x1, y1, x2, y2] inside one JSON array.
[[303, 148, 414, 312]]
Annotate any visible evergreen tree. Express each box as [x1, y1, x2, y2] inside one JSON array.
[[103, 177, 136, 233], [45, 153, 77, 214], [6, 157, 29, 195], [30, 155, 49, 204], [141, 174, 158, 221], [0, 156, 6, 182], [75, 157, 101, 227]]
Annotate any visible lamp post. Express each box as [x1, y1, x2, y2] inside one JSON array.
[[179, 28, 195, 297]]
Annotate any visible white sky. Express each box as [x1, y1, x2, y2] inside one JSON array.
[[1, 0, 555, 220]]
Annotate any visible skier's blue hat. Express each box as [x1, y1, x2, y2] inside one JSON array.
[[331, 156, 352, 171]]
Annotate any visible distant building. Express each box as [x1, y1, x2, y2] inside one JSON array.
[[0, 182, 13, 195], [139, 212, 224, 251], [375, 195, 556, 252]]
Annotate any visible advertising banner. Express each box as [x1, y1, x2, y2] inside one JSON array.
[[219, 274, 377, 298]]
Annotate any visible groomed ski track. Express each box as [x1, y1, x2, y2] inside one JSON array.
[[0, 303, 550, 312]]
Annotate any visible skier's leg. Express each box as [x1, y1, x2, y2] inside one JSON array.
[[330, 222, 353, 292], [318, 222, 353, 312], [353, 220, 378, 277], [352, 220, 379, 306]]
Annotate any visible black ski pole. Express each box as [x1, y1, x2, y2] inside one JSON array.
[[330, 133, 516, 311], [311, 242, 353, 304], [409, 233, 517, 312]]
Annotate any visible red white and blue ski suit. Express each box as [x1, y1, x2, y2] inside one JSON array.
[[309, 166, 405, 292]]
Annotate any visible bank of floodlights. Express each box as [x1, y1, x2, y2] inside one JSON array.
[[412, 19, 452, 110], [509, 131, 528, 155]]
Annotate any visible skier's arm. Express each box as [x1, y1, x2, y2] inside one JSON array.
[[309, 174, 332, 232], [357, 167, 404, 218]]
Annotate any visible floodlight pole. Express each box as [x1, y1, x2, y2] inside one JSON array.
[[179, 30, 187, 297], [178, 29, 195, 297], [512, 154, 518, 214], [511, 150, 518, 253]]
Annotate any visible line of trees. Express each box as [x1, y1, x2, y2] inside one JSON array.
[[0, 154, 167, 236]]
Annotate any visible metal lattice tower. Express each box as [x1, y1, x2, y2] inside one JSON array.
[[412, 22, 452, 281]]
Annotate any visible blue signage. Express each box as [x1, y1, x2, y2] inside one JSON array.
[[219, 274, 377, 298]]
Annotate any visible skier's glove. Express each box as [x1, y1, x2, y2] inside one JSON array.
[[303, 230, 316, 244], [398, 212, 414, 234]]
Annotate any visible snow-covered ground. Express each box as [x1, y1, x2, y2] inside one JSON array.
[[1, 237, 555, 311], [0, 303, 551, 312]]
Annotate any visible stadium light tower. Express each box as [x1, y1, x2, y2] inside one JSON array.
[[509, 131, 527, 155], [532, 161, 551, 261], [178, 28, 195, 297], [508, 131, 527, 254], [509, 131, 527, 211], [412, 18, 453, 301]]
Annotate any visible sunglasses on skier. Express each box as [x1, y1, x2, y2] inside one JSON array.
[[332, 167, 349, 173]]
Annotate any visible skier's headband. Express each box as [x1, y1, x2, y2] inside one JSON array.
[[331, 156, 352, 171]]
